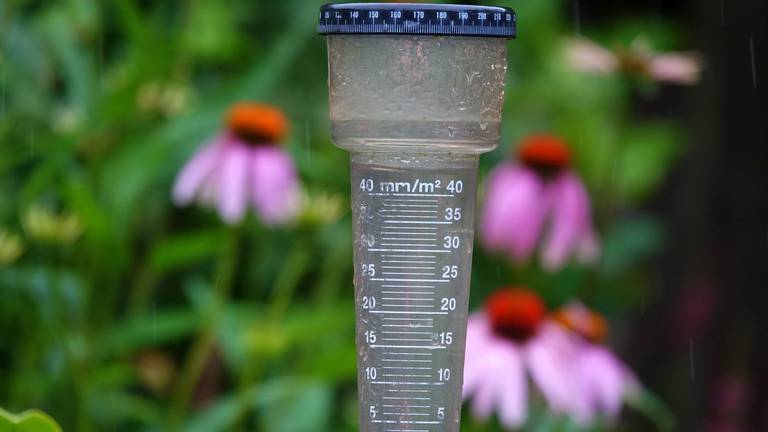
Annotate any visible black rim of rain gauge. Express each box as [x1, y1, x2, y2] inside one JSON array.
[[318, 3, 516, 38]]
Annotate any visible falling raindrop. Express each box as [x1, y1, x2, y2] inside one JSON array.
[[153, 303, 157, 343], [689, 338, 695, 381], [99, 35, 105, 82], [577, 129, 582, 154], [573, 0, 581, 35], [1, 70, 5, 115], [749, 36, 757, 89], [29, 130, 35, 158], [305, 119, 312, 164], [720, 0, 726, 26]]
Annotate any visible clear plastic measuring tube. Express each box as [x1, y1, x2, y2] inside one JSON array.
[[319, 4, 515, 431]]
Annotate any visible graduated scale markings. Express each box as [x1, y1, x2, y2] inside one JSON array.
[[354, 169, 475, 431], [320, 3, 514, 429]]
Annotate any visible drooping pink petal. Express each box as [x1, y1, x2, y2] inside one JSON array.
[[467, 337, 527, 426], [470, 372, 497, 422], [495, 346, 528, 429], [463, 314, 529, 427], [466, 340, 501, 420], [480, 164, 548, 261], [463, 315, 492, 398], [576, 345, 631, 419], [214, 141, 250, 224], [577, 227, 601, 265], [648, 53, 701, 85], [172, 136, 226, 205], [524, 322, 578, 413], [564, 38, 620, 74], [250, 147, 300, 225], [540, 171, 595, 271], [197, 173, 220, 208]]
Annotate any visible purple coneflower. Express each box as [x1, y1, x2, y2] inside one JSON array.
[[553, 302, 639, 425], [463, 288, 577, 428], [173, 102, 300, 225], [480, 134, 599, 271], [565, 37, 701, 85]]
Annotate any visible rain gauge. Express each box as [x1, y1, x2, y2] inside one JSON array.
[[318, 3, 516, 431]]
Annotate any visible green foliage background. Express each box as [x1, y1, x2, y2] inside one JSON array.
[[0, 0, 689, 430]]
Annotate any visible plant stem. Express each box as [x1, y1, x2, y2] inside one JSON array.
[[268, 240, 310, 321], [167, 226, 240, 431], [229, 238, 310, 431], [126, 261, 157, 314]]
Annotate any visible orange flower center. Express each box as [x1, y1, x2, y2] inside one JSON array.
[[226, 102, 288, 145], [552, 305, 607, 343], [517, 134, 572, 171], [615, 47, 651, 75], [486, 287, 546, 342]]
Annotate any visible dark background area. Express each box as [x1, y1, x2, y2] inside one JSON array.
[[601, 0, 768, 429], [571, 0, 766, 429]]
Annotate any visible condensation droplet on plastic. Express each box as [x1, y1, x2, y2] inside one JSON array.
[[465, 70, 480, 85]]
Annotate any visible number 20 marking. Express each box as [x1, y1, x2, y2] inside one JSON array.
[[441, 297, 456, 311]]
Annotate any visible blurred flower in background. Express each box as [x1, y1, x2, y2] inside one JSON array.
[[134, 350, 177, 396], [137, 80, 195, 118], [463, 288, 576, 428], [565, 37, 701, 85], [480, 134, 599, 271], [0, 228, 24, 265], [553, 303, 638, 425], [464, 292, 642, 429], [705, 374, 752, 432], [22, 205, 84, 244], [296, 191, 344, 227], [173, 102, 301, 225]]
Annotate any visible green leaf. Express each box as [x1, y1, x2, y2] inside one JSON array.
[[183, 378, 331, 432], [37, 2, 98, 120], [217, 302, 353, 369], [181, 0, 242, 61], [97, 308, 200, 357], [183, 390, 248, 432], [298, 339, 357, 381], [88, 391, 164, 427], [149, 228, 226, 274], [625, 387, 676, 432], [0, 20, 53, 116], [615, 124, 683, 203], [600, 215, 664, 276], [0, 265, 86, 323], [0, 408, 62, 432], [257, 379, 332, 432]]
